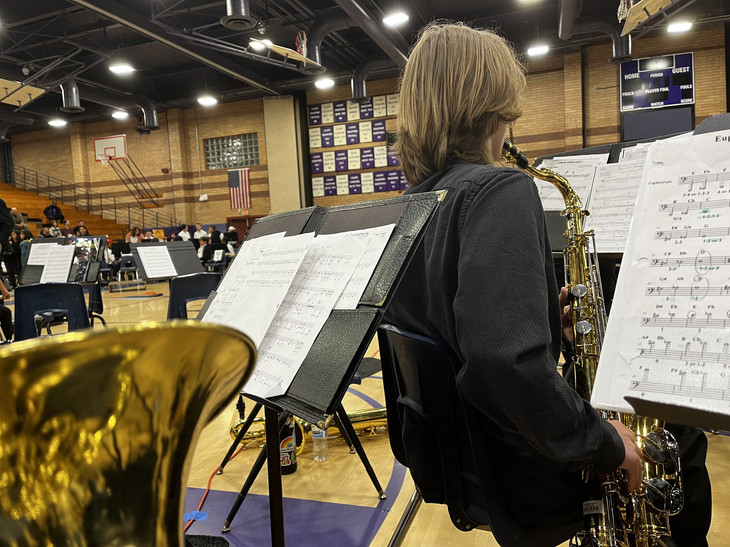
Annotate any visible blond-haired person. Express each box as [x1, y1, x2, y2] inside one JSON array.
[[385, 23, 641, 546]]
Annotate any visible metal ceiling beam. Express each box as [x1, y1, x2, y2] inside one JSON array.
[[331, 0, 408, 67], [68, 0, 280, 95]]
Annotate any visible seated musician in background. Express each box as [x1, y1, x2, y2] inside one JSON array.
[[384, 23, 642, 546], [197, 235, 212, 264]]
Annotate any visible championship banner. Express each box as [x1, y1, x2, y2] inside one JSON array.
[[228, 168, 251, 209]]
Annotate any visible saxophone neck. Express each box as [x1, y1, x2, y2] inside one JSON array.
[[501, 140, 583, 213]]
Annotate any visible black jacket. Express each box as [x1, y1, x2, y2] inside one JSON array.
[[385, 162, 623, 546]]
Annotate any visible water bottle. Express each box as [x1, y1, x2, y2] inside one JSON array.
[[311, 424, 328, 461], [279, 416, 297, 475]]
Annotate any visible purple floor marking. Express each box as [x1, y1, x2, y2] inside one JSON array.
[[346, 387, 384, 409], [184, 459, 407, 546]]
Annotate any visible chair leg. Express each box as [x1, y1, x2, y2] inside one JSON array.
[[387, 489, 423, 547]]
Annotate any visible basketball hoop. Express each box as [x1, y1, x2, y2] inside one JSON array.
[[97, 155, 111, 166]]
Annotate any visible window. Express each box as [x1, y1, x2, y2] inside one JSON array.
[[204, 133, 259, 170]]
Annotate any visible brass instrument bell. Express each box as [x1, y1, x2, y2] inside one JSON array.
[[0, 321, 256, 546]]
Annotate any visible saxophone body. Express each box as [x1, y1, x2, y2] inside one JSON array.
[[502, 141, 683, 547]]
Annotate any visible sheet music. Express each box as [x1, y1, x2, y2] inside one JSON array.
[[619, 143, 652, 163], [26, 243, 54, 265], [136, 246, 177, 278], [202, 232, 311, 347], [39, 244, 76, 283], [584, 160, 645, 253], [535, 157, 603, 211], [334, 224, 396, 309], [244, 233, 368, 398], [593, 130, 730, 417]]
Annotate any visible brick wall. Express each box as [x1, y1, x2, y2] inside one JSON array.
[[8, 28, 726, 217]]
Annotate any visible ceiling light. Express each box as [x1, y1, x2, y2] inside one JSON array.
[[667, 21, 692, 33], [249, 38, 273, 52], [197, 95, 218, 107], [314, 77, 335, 90], [383, 10, 409, 28], [112, 110, 129, 120], [527, 44, 549, 57], [109, 62, 135, 75], [48, 118, 67, 127]]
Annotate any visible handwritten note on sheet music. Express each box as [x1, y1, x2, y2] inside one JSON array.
[[39, 245, 76, 283], [136, 245, 177, 278], [535, 156, 606, 211], [593, 130, 730, 417], [202, 232, 311, 346], [334, 224, 396, 309], [584, 160, 645, 254], [243, 233, 367, 398]]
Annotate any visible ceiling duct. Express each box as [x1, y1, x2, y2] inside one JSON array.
[[351, 58, 392, 101], [220, 0, 257, 31], [59, 79, 85, 113], [559, 0, 632, 63], [76, 86, 159, 130], [0, 123, 12, 143], [306, 13, 355, 68]]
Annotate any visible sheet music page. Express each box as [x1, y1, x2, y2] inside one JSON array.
[[202, 232, 311, 346], [619, 143, 652, 163], [135, 245, 177, 278], [535, 157, 602, 211], [593, 130, 730, 416], [27, 242, 54, 265], [244, 233, 368, 398], [584, 160, 645, 253], [39, 244, 76, 283], [334, 223, 396, 309]]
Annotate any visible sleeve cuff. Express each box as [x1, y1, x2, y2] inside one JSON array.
[[591, 418, 625, 474]]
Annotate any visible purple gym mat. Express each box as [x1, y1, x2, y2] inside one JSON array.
[[184, 460, 407, 546]]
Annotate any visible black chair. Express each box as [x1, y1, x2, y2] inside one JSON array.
[[14, 282, 91, 341], [167, 272, 221, 320], [118, 255, 138, 281], [88, 283, 107, 327], [377, 324, 491, 546]]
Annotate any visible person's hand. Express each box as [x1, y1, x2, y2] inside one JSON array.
[[608, 419, 643, 493], [559, 286, 574, 343]]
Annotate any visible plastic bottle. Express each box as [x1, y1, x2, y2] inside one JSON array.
[[279, 416, 297, 474], [311, 424, 328, 461]]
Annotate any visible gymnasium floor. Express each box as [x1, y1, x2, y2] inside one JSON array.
[[6, 282, 730, 546]]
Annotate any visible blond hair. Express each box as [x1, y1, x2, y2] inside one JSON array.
[[395, 23, 526, 185]]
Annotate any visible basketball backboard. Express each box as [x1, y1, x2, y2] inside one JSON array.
[[94, 134, 128, 162]]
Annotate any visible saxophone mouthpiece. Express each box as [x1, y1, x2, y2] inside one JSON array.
[[502, 140, 530, 170]]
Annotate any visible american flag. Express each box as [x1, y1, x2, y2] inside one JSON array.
[[227, 168, 251, 209]]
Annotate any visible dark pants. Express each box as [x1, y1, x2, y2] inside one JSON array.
[[0, 304, 12, 340], [666, 424, 712, 547]]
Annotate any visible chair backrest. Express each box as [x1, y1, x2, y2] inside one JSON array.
[[378, 324, 490, 531], [14, 283, 91, 341], [119, 256, 136, 270], [167, 272, 221, 319]]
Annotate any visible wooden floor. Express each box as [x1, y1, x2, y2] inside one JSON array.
[[7, 282, 729, 545]]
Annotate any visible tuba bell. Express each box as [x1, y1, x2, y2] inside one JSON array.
[[0, 321, 256, 546]]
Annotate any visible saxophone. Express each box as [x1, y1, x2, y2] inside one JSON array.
[[502, 141, 683, 547]]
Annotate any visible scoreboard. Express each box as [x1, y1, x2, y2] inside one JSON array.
[[620, 52, 694, 112]]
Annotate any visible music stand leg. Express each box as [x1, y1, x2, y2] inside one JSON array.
[[332, 413, 356, 454], [335, 404, 386, 499], [221, 409, 286, 534], [265, 406, 286, 547], [217, 400, 262, 475], [387, 489, 423, 547]]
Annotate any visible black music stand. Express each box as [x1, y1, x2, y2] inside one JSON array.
[[204, 193, 441, 546], [131, 240, 203, 280]]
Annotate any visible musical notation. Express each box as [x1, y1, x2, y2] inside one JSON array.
[[643, 283, 728, 298], [593, 131, 730, 416], [655, 226, 730, 240], [678, 171, 730, 191], [641, 315, 730, 329], [659, 198, 730, 215]]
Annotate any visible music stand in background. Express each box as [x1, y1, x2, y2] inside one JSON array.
[[204, 193, 441, 546], [131, 240, 203, 281]]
